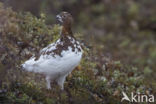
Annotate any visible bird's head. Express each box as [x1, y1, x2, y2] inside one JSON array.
[[56, 12, 74, 36], [56, 12, 73, 26]]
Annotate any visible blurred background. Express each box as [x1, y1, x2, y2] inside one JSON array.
[[0, 0, 156, 103], [1, 0, 155, 64]]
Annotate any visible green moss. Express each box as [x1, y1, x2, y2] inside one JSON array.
[[0, 1, 155, 104]]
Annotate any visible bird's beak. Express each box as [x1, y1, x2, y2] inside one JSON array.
[[56, 15, 63, 23]]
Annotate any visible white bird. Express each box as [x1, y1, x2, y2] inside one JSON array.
[[22, 12, 83, 90]]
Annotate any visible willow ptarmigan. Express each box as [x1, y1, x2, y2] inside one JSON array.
[[22, 12, 83, 90]]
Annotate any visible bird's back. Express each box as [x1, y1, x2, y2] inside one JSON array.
[[22, 36, 83, 77]]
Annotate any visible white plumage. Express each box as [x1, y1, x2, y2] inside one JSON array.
[[22, 37, 83, 90], [22, 12, 83, 90]]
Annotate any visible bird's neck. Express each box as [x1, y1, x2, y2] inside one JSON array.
[[61, 24, 73, 37]]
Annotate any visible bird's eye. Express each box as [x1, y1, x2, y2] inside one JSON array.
[[62, 15, 66, 18]]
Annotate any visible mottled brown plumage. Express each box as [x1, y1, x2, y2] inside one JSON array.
[[57, 12, 74, 37], [22, 12, 83, 90], [35, 12, 81, 60]]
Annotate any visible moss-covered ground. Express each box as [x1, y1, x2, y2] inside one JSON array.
[[0, 1, 156, 104]]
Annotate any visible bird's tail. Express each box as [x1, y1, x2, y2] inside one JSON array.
[[21, 58, 38, 72]]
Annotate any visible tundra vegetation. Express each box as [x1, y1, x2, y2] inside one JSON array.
[[0, 0, 156, 104]]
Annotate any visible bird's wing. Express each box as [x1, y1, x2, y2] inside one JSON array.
[[40, 43, 56, 54], [39, 39, 61, 55]]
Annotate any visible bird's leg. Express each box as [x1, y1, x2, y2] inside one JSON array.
[[57, 76, 66, 102], [57, 75, 67, 90], [46, 76, 51, 89]]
